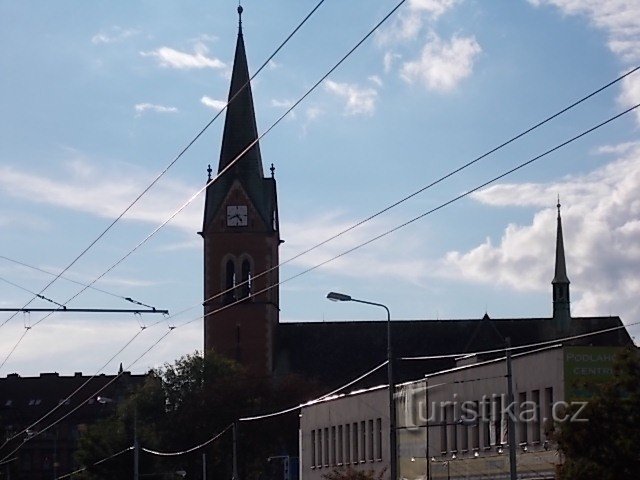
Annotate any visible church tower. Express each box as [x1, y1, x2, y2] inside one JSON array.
[[201, 6, 280, 375], [552, 199, 570, 330]]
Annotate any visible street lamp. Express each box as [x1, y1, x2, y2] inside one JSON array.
[[326, 292, 397, 480]]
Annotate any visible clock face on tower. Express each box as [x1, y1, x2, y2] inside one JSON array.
[[226, 205, 248, 227]]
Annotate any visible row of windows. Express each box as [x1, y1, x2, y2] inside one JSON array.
[[310, 419, 383, 469], [438, 387, 553, 454]]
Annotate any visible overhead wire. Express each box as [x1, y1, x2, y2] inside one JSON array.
[[141, 423, 233, 457], [0, 327, 147, 449], [7, 98, 636, 458], [169, 101, 640, 333], [0, 0, 328, 331], [55, 446, 134, 480], [0, 276, 66, 309], [4, 11, 638, 468], [0, 327, 173, 463], [0, 255, 155, 310], [0, 0, 332, 368], [158, 64, 640, 330]]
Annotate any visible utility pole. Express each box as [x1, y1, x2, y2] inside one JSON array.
[[505, 338, 517, 480], [134, 406, 139, 480], [232, 422, 239, 480], [202, 453, 207, 480]]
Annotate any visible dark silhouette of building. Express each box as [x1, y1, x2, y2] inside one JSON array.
[[202, 8, 633, 385], [0, 368, 145, 480]]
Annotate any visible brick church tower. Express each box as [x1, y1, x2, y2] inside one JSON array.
[[201, 6, 280, 375]]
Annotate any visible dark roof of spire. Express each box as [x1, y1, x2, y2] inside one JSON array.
[[553, 202, 570, 284], [203, 12, 276, 232]]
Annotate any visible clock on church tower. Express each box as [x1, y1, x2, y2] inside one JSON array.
[[200, 7, 280, 375]]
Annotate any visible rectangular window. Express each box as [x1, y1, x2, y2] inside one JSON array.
[[449, 405, 458, 452], [368, 419, 374, 461], [518, 392, 528, 444], [345, 424, 351, 464], [360, 421, 367, 462], [471, 401, 480, 451], [353, 422, 359, 462], [482, 398, 491, 449], [311, 430, 316, 468], [324, 427, 329, 467], [440, 404, 448, 453], [544, 387, 553, 440], [532, 390, 541, 443], [461, 415, 469, 452], [318, 429, 323, 468], [376, 418, 383, 460], [338, 425, 343, 465], [331, 426, 336, 466]]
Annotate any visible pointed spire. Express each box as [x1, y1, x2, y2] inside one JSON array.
[[552, 197, 571, 330], [217, 4, 263, 179], [553, 198, 570, 284]]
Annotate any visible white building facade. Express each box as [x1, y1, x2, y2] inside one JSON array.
[[300, 345, 621, 480]]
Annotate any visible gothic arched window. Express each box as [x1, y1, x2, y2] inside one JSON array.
[[241, 259, 252, 298], [225, 259, 236, 304]]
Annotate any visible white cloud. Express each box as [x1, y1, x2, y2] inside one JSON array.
[[91, 26, 139, 44], [529, 0, 640, 63], [401, 33, 481, 92], [271, 99, 294, 109], [0, 156, 203, 236], [528, 1, 640, 124], [134, 103, 178, 116], [377, 0, 460, 45], [368, 75, 383, 87], [442, 143, 640, 326], [281, 212, 429, 284], [200, 96, 227, 111], [383, 52, 402, 73], [595, 141, 640, 155], [0, 318, 202, 376], [324, 80, 378, 116], [141, 42, 226, 70]]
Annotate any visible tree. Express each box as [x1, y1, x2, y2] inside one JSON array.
[[555, 347, 640, 480], [75, 351, 320, 480]]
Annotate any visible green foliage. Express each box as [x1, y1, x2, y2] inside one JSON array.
[[555, 347, 640, 480], [74, 351, 320, 480]]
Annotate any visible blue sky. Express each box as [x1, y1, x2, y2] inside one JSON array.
[[1, 0, 639, 376]]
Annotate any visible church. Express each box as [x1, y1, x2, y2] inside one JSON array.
[[200, 7, 632, 388]]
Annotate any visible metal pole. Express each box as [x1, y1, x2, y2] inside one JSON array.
[[386, 305, 397, 480], [425, 377, 430, 480], [505, 338, 517, 480], [232, 422, 239, 480], [134, 406, 139, 480], [202, 453, 207, 480]]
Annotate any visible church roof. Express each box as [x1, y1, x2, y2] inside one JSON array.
[[276, 316, 631, 388], [553, 201, 570, 284], [203, 8, 275, 232]]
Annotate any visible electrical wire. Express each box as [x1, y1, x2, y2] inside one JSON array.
[[0, 275, 66, 308], [169, 100, 640, 335], [0, 0, 408, 374], [141, 423, 233, 457], [3, 89, 638, 466], [402, 320, 638, 361], [0, 327, 147, 450], [0, 0, 328, 332], [0, 255, 156, 310], [161, 64, 640, 331], [55, 446, 134, 480], [0, 328, 172, 463]]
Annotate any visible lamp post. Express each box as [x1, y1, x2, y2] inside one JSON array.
[[326, 292, 397, 480]]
